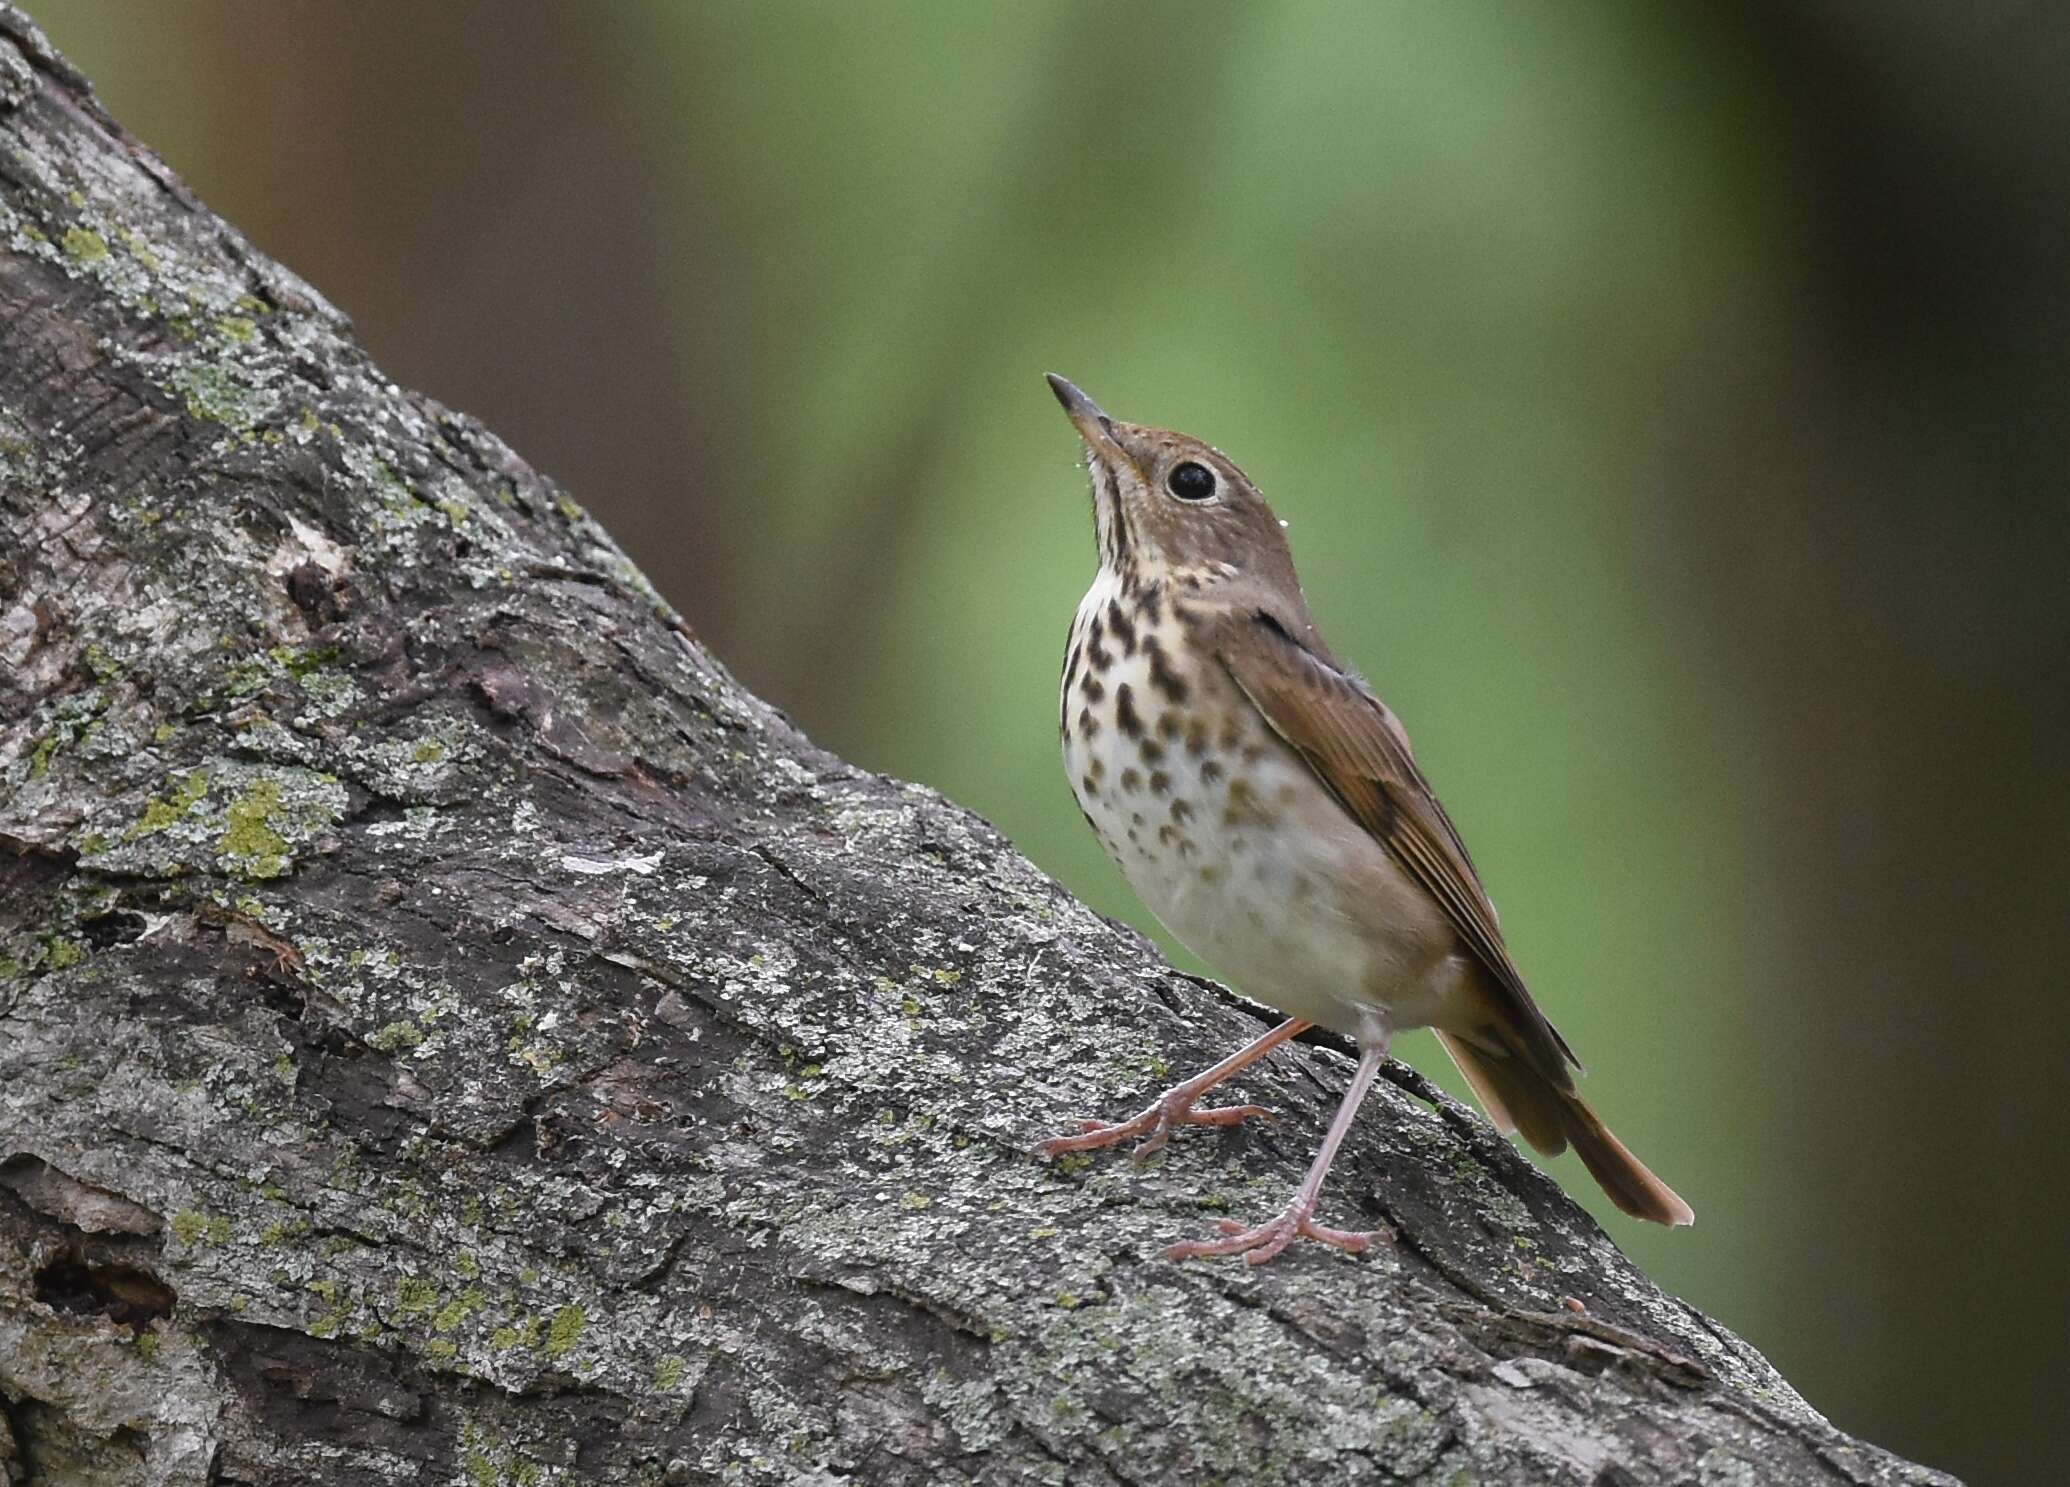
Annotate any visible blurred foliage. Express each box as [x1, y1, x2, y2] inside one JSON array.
[[31, 2, 2070, 1480]]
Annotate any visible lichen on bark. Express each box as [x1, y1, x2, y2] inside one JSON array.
[[0, 7, 1958, 1485]]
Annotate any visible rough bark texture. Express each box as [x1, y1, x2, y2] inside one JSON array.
[[0, 11, 1956, 1486]]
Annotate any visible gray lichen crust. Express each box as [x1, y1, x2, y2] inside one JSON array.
[[0, 7, 1957, 1486]]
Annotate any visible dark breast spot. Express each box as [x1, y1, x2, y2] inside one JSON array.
[[1080, 672, 1105, 701], [1084, 615, 1111, 670], [1139, 737, 1165, 764], [1114, 684, 1143, 739], [1224, 778, 1271, 827], [1120, 767, 1142, 793], [1200, 759, 1225, 784], [1146, 639, 1189, 704], [1148, 770, 1171, 795], [1171, 798, 1194, 824], [1106, 599, 1138, 654], [1078, 707, 1100, 739]]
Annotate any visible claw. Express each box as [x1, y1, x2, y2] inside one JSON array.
[[1034, 1092, 1273, 1162], [1034, 1018, 1307, 1167], [1166, 1200, 1392, 1264]]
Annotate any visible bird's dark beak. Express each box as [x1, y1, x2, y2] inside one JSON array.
[[1046, 373, 1122, 455]]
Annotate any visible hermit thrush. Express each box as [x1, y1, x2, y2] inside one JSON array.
[[1037, 374, 1692, 1264]]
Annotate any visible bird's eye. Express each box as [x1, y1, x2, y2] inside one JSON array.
[[1168, 461, 1216, 502]]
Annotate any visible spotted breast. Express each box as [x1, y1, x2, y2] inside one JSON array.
[[1058, 568, 1462, 1044]]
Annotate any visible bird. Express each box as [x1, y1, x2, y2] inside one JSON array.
[[1036, 373, 1692, 1264]]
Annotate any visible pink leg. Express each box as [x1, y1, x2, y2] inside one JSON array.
[[1034, 1018, 1310, 1161], [1167, 1038, 1394, 1265]]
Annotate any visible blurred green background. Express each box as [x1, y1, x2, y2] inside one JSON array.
[[30, 2, 2068, 1480]]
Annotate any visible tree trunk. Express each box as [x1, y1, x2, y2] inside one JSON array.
[[0, 10, 1954, 1485]]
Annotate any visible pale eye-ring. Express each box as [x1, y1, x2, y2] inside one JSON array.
[[1168, 461, 1217, 502]]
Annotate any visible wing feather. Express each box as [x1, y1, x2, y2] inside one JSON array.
[[1217, 611, 1578, 1083]]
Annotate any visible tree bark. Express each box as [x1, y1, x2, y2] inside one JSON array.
[[0, 10, 1955, 1485]]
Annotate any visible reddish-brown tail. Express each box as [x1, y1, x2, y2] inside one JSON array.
[[1437, 1029, 1694, 1227]]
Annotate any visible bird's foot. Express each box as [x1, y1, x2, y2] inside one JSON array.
[[1165, 1195, 1392, 1265], [1034, 1089, 1272, 1162]]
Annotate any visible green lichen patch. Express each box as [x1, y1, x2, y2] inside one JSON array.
[[542, 1304, 586, 1359], [394, 1275, 440, 1317], [431, 1287, 485, 1334], [61, 224, 107, 262], [490, 1317, 541, 1352], [126, 768, 210, 839], [216, 765, 345, 878], [168, 353, 279, 433], [304, 1276, 357, 1339], [120, 225, 162, 271], [219, 779, 292, 877], [458, 1437, 544, 1487], [207, 646, 352, 721], [170, 1209, 232, 1247], [86, 761, 346, 879], [267, 642, 341, 680], [365, 1020, 425, 1053], [83, 640, 121, 679]]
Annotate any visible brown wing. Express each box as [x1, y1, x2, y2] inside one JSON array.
[[1217, 610, 1578, 1085]]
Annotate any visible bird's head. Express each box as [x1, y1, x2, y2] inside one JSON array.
[[1047, 374, 1298, 595]]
